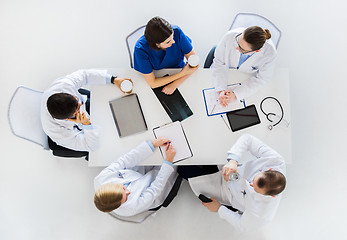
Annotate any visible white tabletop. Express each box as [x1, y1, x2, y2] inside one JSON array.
[[89, 68, 291, 166]]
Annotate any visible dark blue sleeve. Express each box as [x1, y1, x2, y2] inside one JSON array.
[[176, 26, 193, 55], [134, 44, 154, 74]]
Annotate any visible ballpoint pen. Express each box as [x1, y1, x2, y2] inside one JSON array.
[[210, 99, 219, 115], [221, 115, 231, 130], [210, 103, 217, 115]]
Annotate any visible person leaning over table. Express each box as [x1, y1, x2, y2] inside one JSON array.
[[212, 26, 277, 107], [134, 16, 198, 95], [41, 69, 127, 153], [94, 138, 178, 218], [187, 134, 286, 232]]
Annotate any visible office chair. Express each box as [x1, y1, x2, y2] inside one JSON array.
[[126, 25, 146, 68], [8, 86, 88, 159], [108, 209, 155, 224], [8, 86, 49, 149], [203, 46, 216, 68], [204, 13, 281, 68]]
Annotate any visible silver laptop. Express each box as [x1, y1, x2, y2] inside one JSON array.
[[109, 94, 147, 137]]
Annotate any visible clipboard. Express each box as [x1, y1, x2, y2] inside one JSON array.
[[202, 84, 246, 116], [153, 121, 193, 164]]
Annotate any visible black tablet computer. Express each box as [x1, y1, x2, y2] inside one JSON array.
[[226, 104, 261, 132]]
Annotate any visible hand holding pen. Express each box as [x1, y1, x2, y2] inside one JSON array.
[[165, 142, 176, 163], [152, 137, 170, 148]]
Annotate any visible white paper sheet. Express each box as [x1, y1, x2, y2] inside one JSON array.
[[153, 121, 192, 163]]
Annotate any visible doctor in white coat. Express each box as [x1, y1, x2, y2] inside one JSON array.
[[94, 138, 177, 218], [41, 69, 126, 152], [188, 134, 286, 232], [212, 26, 277, 107]]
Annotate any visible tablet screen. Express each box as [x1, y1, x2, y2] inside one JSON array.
[[226, 105, 261, 132]]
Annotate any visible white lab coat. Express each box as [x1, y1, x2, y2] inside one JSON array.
[[188, 134, 286, 232], [41, 69, 110, 152], [212, 28, 277, 100], [94, 141, 177, 218]]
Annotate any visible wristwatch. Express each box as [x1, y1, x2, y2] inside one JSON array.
[[110, 76, 117, 84]]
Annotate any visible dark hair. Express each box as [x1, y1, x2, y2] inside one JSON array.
[[144, 16, 173, 50], [257, 170, 286, 196], [243, 26, 272, 51], [47, 93, 78, 119]]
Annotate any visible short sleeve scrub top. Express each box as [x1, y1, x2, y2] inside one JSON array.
[[134, 25, 193, 74]]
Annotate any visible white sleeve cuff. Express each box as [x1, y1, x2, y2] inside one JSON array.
[[82, 124, 95, 130]]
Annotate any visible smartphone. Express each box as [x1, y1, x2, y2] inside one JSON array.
[[198, 194, 212, 203]]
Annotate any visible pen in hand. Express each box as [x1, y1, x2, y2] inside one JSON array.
[[165, 142, 172, 152]]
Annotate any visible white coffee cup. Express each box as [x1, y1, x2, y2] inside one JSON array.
[[120, 79, 133, 93], [188, 55, 200, 67]]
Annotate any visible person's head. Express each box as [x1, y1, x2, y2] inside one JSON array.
[[94, 183, 131, 212], [236, 26, 272, 54], [144, 16, 174, 50], [46, 93, 81, 119], [250, 170, 286, 196]]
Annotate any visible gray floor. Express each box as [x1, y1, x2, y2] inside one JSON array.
[[1, 0, 347, 239]]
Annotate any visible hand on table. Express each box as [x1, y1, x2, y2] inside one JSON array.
[[202, 198, 221, 212], [222, 160, 238, 182], [162, 83, 177, 95], [218, 90, 236, 107], [68, 111, 91, 125]]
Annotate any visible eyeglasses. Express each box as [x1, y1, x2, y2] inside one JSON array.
[[235, 33, 254, 54]]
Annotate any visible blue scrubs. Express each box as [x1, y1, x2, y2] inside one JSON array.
[[134, 25, 193, 74]]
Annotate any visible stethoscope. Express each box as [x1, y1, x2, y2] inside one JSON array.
[[260, 96, 287, 130]]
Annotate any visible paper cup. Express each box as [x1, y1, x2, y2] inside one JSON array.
[[188, 55, 200, 67], [120, 80, 133, 93]]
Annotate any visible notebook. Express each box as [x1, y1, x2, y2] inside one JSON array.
[[153, 121, 193, 163], [109, 94, 147, 137]]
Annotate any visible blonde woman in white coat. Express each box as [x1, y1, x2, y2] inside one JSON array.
[[212, 26, 277, 107], [94, 138, 177, 218]]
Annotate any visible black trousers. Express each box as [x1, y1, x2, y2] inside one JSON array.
[[177, 165, 219, 180], [48, 89, 90, 160]]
